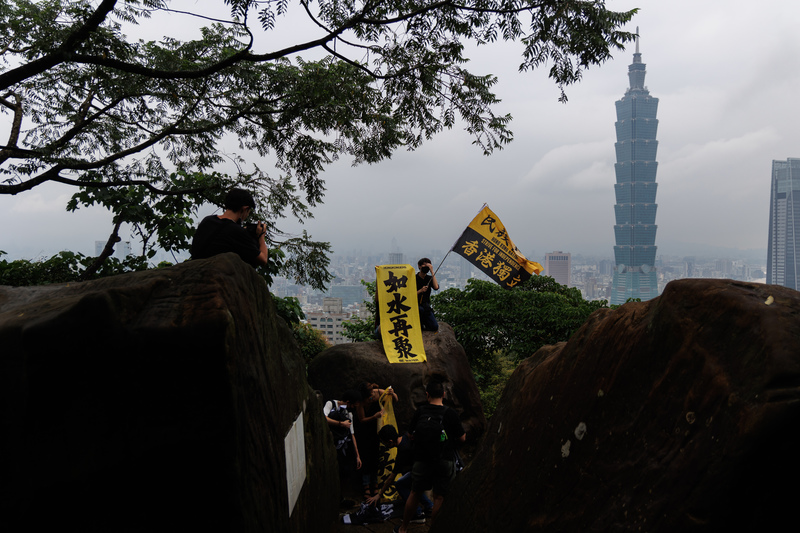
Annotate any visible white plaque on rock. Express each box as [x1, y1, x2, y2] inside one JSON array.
[[284, 412, 306, 516]]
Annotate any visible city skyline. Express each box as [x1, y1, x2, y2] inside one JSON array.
[[0, 1, 797, 271], [273, 247, 767, 311]]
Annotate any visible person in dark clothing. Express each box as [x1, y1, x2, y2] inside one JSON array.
[[366, 425, 433, 519], [395, 379, 465, 533], [191, 188, 269, 268], [324, 390, 363, 505], [415, 257, 439, 331], [354, 382, 384, 499]]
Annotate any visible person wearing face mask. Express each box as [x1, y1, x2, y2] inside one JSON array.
[[190, 187, 269, 268], [415, 257, 439, 332]]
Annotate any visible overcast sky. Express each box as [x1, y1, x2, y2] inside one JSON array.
[[2, 0, 798, 264]]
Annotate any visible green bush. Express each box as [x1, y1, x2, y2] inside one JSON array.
[[433, 276, 608, 417], [0, 251, 150, 286], [292, 322, 331, 366]]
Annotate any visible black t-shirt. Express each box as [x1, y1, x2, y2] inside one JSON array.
[[191, 215, 261, 267], [408, 403, 465, 458], [416, 273, 436, 306], [393, 432, 414, 474]]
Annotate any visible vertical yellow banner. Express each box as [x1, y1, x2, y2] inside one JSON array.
[[375, 390, 399, 502], [375, 265, 427, 364]]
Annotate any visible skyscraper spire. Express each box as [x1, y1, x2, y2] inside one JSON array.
[[627, 29, 646, 90], [610, 32, 660, 304]]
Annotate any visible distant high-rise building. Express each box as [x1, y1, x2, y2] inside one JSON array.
[[388, 252, 404, 264], [610, 30, 660, 305], [327, 285, 368, 307], [95, 240, 131, 259], [306, 297, 350, 345], [545, 251, 571, 286], [767, 158, 800, 290], [388, 237, 403, 264], [459, 255, 473, 279]]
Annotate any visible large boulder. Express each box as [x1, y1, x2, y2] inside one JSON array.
[[307, 323, 485, 440], [0, 253, 338, 532], [433, 279, 800, 532]]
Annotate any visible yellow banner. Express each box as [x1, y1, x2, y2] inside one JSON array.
[[375, 389, 399, 502], [375, 265, 427, 363], [453, 205, 543, 289]]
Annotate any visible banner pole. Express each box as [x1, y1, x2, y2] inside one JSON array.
[[434, 202, 488, 288], [449, 202, 488, 252], [431, 251, 450, 280]]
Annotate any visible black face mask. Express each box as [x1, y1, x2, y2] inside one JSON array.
[[421, 266, 430, 274]]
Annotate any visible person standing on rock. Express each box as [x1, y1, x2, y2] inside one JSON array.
[[190, 187, 269, 268], [396, 378, 465, 533], [416, 258, 439, 331]]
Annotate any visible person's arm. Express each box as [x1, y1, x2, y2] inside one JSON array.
[[428, 263, 439, 291], [351, 433, 362, 469], [254, 222, 269, 267], [367, 467, 395, 506], [357, 402, 382, 423], [326, 417, 351, 430], [378, 387, 399, 404], [324, 401, 352, 430]]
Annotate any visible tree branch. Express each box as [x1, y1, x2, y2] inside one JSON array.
[[0, 0, 118, 91], [80, 218, 122, 281], [0, 93, 23, 165], [0, 167, 212, 196]]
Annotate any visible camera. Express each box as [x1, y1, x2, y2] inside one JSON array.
[[243, 222, 265, 241]]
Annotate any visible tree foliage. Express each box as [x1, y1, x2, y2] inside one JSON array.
[[273, 294, 305, 325], [0, 250, 151, 286], [0, 0, 636, 284], [342, 279, 377, 342], [433, 276, 608, 377], [292, 322, 332, 366], [272, 293, 332, 364]]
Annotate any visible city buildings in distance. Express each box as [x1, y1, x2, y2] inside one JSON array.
[[273, 247, 766, 344]]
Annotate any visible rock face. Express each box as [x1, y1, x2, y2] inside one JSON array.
[[433, 279, 800, 533], [307, 323, 486, 440], [0, 253, 338, 532]]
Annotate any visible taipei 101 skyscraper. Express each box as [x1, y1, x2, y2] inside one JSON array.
[[610, 30, 660, 304]]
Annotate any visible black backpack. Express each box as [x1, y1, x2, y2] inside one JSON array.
[[412, 407, 448, 462], [326, 401, 351, 445]]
